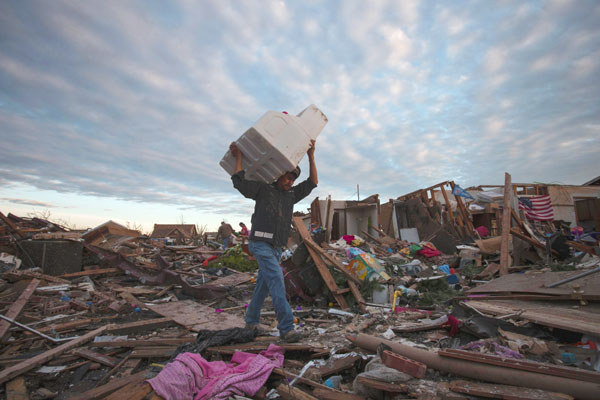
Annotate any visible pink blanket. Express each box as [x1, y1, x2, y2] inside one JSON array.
[[147, 344, 284, 400]]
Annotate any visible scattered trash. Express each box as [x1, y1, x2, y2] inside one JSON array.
[[0, 173, 599, 398]]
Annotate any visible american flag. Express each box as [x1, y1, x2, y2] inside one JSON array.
[[518, 195, 554, 221]]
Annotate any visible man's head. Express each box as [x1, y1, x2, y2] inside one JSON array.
[[276, 166, 300, 191]]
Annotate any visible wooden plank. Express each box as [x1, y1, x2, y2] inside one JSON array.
[[73, 348, 119, 367], [325, 195, 332, 241], [6, 376, 28, 400], [397, 181, 449, 201], [500, 172, 512, 275], [36, 316, 118, 334], [306, 355, 361, 380], [439, 349, 600, 384], [0, 278, 40, 339], [450, 181, 476, 235], [0, 211, 25, 238], [511, 207, 526, 232], [106, 318, 174, 335], [356, 376, 408, 393], [463, 300, 600, 337], [96, 354, 131, 387], [89, 338, 194, 348], [209, 271, 254, 287], [348, 281, 367, 312], [440, 185, 455, 222], [276, 383, 319, 400], [6, 270, 70, 284], [466, 270, 599, 298], [119, 291, 146, 309], [304, 240, 362, 285], [449, 379, 573, 400], [104, 381, 154, 400], [392, 319, 446, 333], [293, 217, 348, 309], [510, 228, 560, 256], [310, 197, 322, 227], [0, 326, 106, 384], [130, 348, 175, 358], [68, 370, 148, 400], [566, 240, 596, 255], [148, 300, 244, 332], [60, 268, 120, 278]]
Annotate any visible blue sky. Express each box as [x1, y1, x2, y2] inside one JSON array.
[[1, 0, 599, 233]]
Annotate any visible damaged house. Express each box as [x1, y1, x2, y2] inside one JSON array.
[[0, 174, 598, 399], [150, 224, 198, 245]]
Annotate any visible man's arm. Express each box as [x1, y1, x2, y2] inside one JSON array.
[[293, 140, 318, 203], [230, 142, 243, 174], [307, 139, 317, 185], [229, 142, 262, 200]]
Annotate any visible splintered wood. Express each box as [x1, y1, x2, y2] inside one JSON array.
[[149, 299, 245, 331]]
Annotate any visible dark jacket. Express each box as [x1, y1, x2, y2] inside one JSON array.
[[231, 170, 317, 248]]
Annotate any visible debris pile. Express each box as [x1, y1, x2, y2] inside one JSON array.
[[0, 173, 599, 399]]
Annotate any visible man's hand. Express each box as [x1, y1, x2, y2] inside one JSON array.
[[230, 142, 243, 174], [307, 139, 316, 159], [230, 142, 241, 158]]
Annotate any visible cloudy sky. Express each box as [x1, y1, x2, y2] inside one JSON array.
[[1, 0, 599, 233]]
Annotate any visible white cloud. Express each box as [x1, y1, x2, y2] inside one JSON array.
[[438, 8, 467, 36], [484, 47, 508, 74], [570, 53, 598, 78], [530, 53, 557, 71], [303, 19, 320, 36], [484, 117, 505, 138], [381, 26, 413, 66]]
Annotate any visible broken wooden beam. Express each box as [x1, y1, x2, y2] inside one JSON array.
[[304, 239, 362, 285], [305, 355, 361, 380], [566, 240, 597, 255], [89, 338, 194, 348], [500, 172, 512, 275], [72, 347, 119, 367], [293, 217, 348, 309], [60, 268, 121, 278], [0, 278, 40, 340], [105, 317, 174, 335], [510, 229, 560, 256], [0, 326, 106, 384], [356, 376, 409, 393], [130, 348, 176, 358]]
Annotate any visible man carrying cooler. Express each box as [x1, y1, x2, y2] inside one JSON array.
[[229, 139, 318, 343]]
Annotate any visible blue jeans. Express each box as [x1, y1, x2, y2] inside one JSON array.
[[245, 240, 294, 335]]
